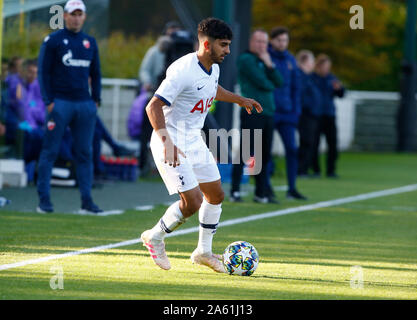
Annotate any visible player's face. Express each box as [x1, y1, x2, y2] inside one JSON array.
[[209, 39, 231, 64], [270, 33, 289, 52], [64, 10, 86, 33]]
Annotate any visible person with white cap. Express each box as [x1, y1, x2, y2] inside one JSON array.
[[36, 0, 103, 214]]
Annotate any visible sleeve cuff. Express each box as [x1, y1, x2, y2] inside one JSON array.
[[154, 94, 171, 106]]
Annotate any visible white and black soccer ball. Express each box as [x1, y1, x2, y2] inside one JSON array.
[[222, 241, 259, 276]]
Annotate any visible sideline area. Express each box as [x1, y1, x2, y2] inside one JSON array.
[[0, 180, 178, 214]]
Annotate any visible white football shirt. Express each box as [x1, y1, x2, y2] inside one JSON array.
[[154, 52, 219, 150]]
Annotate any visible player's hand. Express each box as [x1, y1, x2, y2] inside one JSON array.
[[164, 140, 186, 168], [47, 102, 55, 113], [239, 98, 263, 115]]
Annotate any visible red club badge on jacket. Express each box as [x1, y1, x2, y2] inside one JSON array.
[[47, 120, 56, 131], [83, 39, 90, 49]]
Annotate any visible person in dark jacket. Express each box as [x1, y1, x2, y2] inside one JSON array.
[[230, 29, 283, 203], [311, 54, 345, 178], [36, 0, 102, 213], [267, 27, 307, 200], [296, 50, 322, 177]]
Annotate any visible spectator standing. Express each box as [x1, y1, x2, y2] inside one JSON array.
[[268, 27, 307, 200], [296, 50, 322, 177], [37, 0, 102, 213], [139, 21, 181, 92], [311, 54, 345, 178], [230, 29, 283, 203]]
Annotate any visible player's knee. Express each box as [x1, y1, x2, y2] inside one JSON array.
[[208, 189, 224, 204], [180, 192, 203, 216], [189, 194, 203, 213]]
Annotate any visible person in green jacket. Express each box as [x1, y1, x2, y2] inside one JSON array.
[[230, 29, 283, 203]]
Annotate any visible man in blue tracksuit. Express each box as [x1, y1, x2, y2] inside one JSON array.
[[311, 54, 345, 178], [296, 50, 322, 176], [267, 27, 307, 200], [37, 0, 102, 213]]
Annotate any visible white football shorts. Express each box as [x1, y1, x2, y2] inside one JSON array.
[[150, 132, 221, 195]]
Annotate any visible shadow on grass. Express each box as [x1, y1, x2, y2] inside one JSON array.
[[0, 275, 405, 300], [252, 274, 417, 290]]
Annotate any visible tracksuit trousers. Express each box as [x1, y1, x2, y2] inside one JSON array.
[[37, 99, 97, 204]]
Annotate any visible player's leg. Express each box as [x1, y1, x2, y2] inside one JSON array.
[[142, 134, 202, 270], [36, 99, 72, 213], [188, 141, 226, 272], [141, 186, 202, 270], [196, 179, 224, 252], [190, 179, 225, 273], [70, 100, 101, 213]]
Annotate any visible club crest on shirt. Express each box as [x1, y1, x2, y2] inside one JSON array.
[[63, 39, 69, 45], [83, 39, 90, 49], [47, 120, 56, 131]]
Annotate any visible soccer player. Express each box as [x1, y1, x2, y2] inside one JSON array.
[[141, 18, 262, 273]]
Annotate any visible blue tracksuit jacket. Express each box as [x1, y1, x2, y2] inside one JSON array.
[[311, 72, 345, 117], [268, 46, 301, 125], [38, 27, 101, 106]]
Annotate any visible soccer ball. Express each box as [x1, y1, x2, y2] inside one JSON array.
[[222, 241, 259, 276]]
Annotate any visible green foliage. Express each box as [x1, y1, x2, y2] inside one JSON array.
[[2, 20, 157, 79], [2, 20, 49, 60], [252, 0, 406, 91], [98, 32, 156, 79]]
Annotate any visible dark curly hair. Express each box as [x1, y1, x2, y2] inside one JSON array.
[[270, 26, 290, 39], [197, 17, 233, 40]]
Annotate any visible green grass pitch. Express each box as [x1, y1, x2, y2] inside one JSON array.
[[0, 152, 416, 299]]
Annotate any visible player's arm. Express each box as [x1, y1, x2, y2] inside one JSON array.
[[215, 84, 263, 115], [38, 36, 56, 113], [145, 96, 185, 167], [90, 38, 102, 107]]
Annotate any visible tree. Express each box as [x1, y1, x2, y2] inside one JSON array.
[[252, 0, 403, 90]]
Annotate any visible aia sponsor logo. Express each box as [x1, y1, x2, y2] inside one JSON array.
[[190, 97, 214, 114]]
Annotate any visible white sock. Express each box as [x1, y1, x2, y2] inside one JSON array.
[[197, 198, 222, 254], [149, 201, 185, 240]]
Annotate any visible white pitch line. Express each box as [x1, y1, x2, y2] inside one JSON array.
[[1, 183, 416, 272]]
